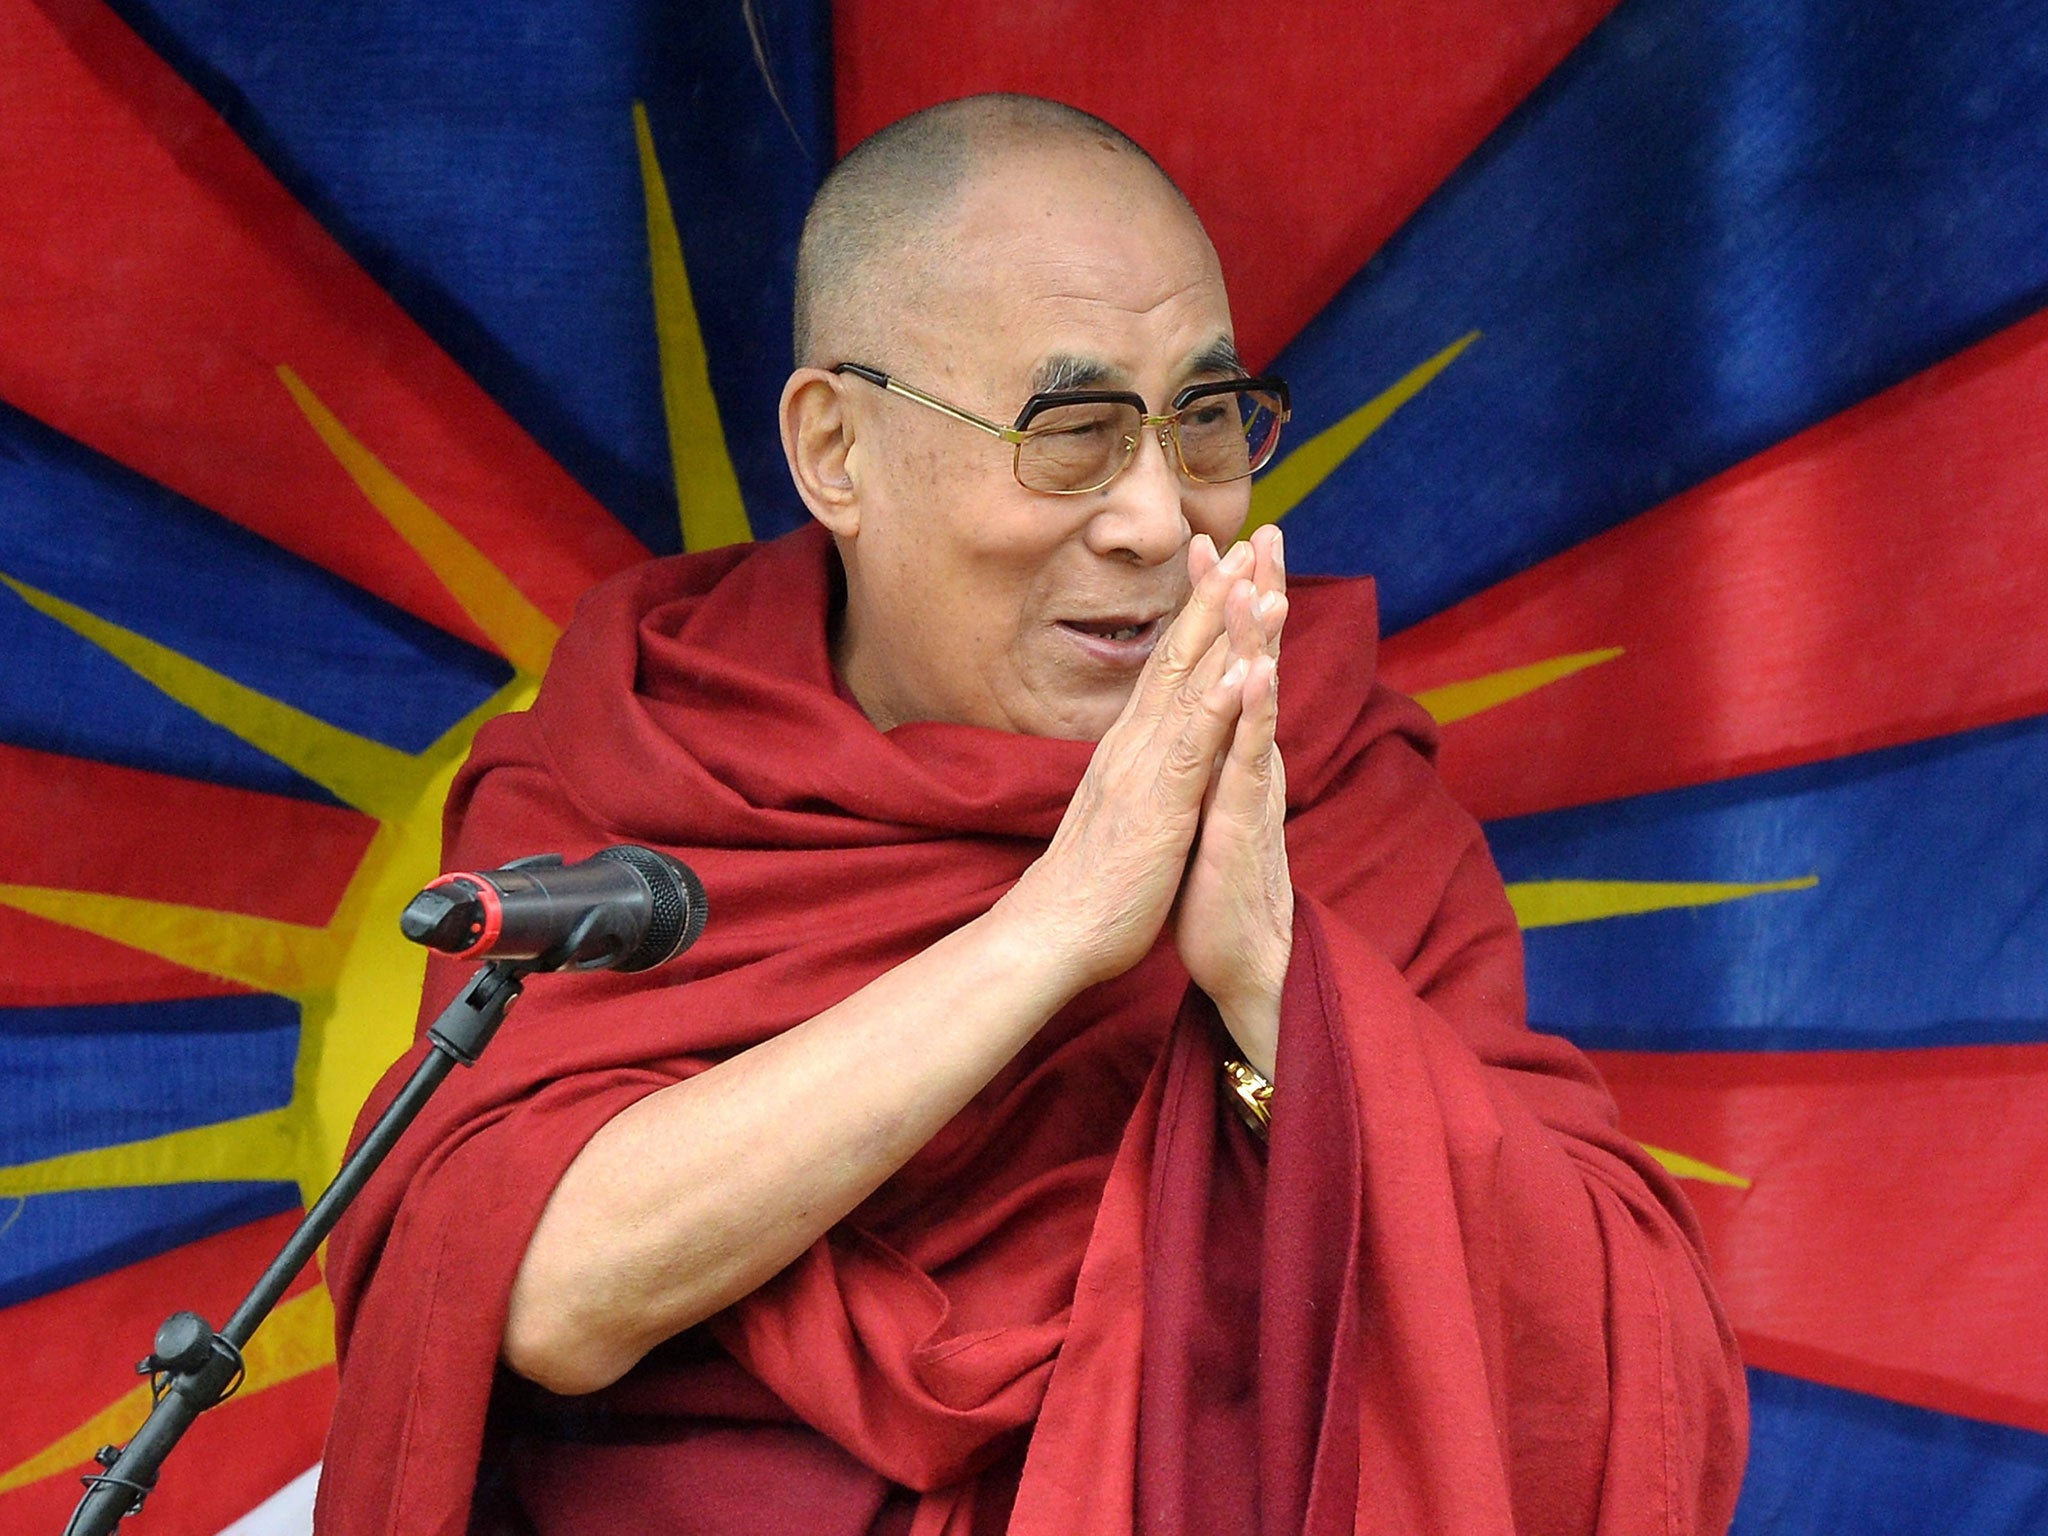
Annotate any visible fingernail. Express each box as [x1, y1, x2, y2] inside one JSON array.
[[1221, 658, 1248, 688], [1256, 591, 1282, 619], [1222, 541, 1253, 573], [1272, 528, 1285, 566]]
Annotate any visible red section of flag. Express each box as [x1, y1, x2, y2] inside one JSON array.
[[832, 0, 1622, 370], [0, 1, 646, 653], [0, 910, 251, 1009], [0, 744, 374, 1005], [1381, 306, 2048, 822], [1596, 1044, 2048, 1436], [0, 1211, 333, 1535], [0, 745, 374, 921]]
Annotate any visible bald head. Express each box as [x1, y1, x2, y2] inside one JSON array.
[[792, 94, 1197, 368], [776, 94, 1252, 742]]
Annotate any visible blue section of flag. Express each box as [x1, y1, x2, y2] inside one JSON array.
[[1736, 1369, 2048, 1534], [0, 997, 299, 1164], [0, 1182, 298, 1311], [1271, 0, 2048, 631], [110, 0, 832, 553], [1489, 712, 2048, 1050], [0, 401, 508, 802]]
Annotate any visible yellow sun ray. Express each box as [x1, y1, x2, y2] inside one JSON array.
[[1644, 1144, 1752, 1190], [635, 100, 754, 552], [0, 170, 628, 1500], [238, 1278, 337, 1396], [1507, 876, 1820, 929], [277, 368, 561, 677], [0, 1284, 335, 1495], [0, 1383, 152, 1497], [0, 1108, 300, 1198], [1416, 648, 1626, 726], [0, 886, 342, 998], [0, 670, 539, 1205], [0, 573, 420, 820], [289, 761, 476, 1191], [1245, 330, 1479, 535]]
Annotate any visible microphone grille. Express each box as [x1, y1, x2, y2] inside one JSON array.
[[596, 845, 709, 972]]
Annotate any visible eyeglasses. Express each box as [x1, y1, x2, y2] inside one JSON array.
[[832, 362, 1291, 496]]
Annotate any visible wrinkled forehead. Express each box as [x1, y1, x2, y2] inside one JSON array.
[[905, 142, 1236, 395]]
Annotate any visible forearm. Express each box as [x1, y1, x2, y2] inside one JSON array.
[[502, 895, 1080, 1395]]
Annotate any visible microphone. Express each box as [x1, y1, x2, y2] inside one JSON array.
[[398, 846, 708, 973]]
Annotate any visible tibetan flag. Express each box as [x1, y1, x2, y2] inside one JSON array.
[[2, 1, 2044, 1530]]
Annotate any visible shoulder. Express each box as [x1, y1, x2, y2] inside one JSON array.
[[533, 521, 838, 718], [450, 522, 843, 844]]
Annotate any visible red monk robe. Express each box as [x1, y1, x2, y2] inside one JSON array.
[[317, 523, 1746, 1535]]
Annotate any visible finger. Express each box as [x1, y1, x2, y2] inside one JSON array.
[[1253, 588, 1288, 655], [1142, 537, 1252, 696], [1186, 532, 1221, 588], [1155, 649, 1249, 805], [1179, 628, 1240, 722], [1211, 653, 1284, 820], [1250, 522, 1281, 599], [1224, 577, 1266, 663], [1120, 625, 1235, 742], [1248, 526, 1287, 648]]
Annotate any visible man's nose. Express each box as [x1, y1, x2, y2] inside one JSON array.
[[1085, 421, 1187, 565]]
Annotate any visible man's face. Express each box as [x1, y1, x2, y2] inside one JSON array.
[[831, 145, 1251, 741]]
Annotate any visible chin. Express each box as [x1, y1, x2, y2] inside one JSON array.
[[1032, 685, 1134, 744]]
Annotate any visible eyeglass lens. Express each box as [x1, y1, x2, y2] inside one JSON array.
[[1015, 388, 1285, 493]]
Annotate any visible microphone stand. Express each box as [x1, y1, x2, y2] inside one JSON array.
[[61, 924, 596, 1536]]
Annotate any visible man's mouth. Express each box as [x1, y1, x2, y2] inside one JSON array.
[[1064, 619, 1151, 642], [1056, 614, 1165, 662]]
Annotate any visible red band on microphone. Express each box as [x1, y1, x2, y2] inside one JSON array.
[[425, 873, 503, 959]]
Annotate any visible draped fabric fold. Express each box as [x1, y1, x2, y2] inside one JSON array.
[[316, 522, 1745, 1535]]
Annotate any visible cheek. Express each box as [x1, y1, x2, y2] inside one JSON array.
[[1186, 486, 1253, 549], [857, 421, 1087, 650]]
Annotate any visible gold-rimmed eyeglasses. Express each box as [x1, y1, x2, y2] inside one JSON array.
[[832, 363, 1290, 496]]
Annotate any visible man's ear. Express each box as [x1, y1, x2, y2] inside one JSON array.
[[780, 368, 861, 537]]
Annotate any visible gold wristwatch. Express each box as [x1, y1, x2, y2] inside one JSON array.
[[1221, 1057, 1274, 1139]]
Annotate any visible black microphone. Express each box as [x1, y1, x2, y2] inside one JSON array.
[[398, 846, 708, 973]]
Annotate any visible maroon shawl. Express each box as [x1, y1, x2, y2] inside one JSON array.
[[318, 523, 1746, 1534]]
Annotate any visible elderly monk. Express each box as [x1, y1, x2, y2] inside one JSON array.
[[318, 95, 1746, 1535]]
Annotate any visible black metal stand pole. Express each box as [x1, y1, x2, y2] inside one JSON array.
[[62, 958, 534, 1536]]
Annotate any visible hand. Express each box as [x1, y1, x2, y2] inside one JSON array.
[[1174, 524, 1291, 1078], [1000, 537, 1258, 993]]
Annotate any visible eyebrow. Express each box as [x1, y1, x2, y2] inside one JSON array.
[[1187, 336, 1246, 378], [1032, 354, 1117, 393], [1030, 336, 1246, 397]]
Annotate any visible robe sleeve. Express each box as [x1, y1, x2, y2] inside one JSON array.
[[1137, 716, 1749, 1536], [1296, 880, 1746, 1535]]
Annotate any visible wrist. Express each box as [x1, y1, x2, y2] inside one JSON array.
[[1212, 977, 1283, 1082], [983, 876, 1102, 1005]]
